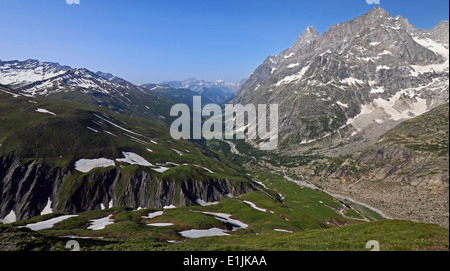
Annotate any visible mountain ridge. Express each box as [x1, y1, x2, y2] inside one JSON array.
[[233, 6, 449, 156], [0, 59, 190, 124], [159, 77, 245, 103]]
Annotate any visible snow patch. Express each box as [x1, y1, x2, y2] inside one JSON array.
[[86, 126, 98, 133], [287, 63, 300, 68], [21, 215, 78, 231], [74, 158, 115, 173], [36, 108, 56, 116], [284, 53, 295, 58], [196, 199, 219, 206], [171, 149, 183, 156], [179, 228, 230, 238], [275, 65, 310, 86], [336, 101, 348, 108], [370, 86, 385, 94], [376, 65, 391, 71], [116, 152, 153, 166], [347, 88, 429, 128], [378, 50, 393, 56], [341, 77, 364, 86], [152, 166, 170, 173], [0, 210, 17, 224], [87, 215, 114, 230], [243, 200, 266, 212], [147, 223, 173, 227], [199, 212, 248, 231], [412, 36, 449, 59], [40, 198, 53, 215], [142, 211, 164, 219], [273, 229, 294, 233], [410, 62, 449, 76], [0, 88, 21, 98], [93, 113, 144, 137], [104, 130, 117, 137]]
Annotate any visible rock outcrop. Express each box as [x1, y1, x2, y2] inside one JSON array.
[[0, 155, 257, 222]]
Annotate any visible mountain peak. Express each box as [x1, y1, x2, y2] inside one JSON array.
[[435, 20, 450, 29], [301, 26, 320, 38], [291, 26, 320, 52], [366, 6, 391, 18]]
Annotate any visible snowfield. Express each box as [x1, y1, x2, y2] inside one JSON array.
[[142, 211, 164, 219], [74, 158, 115, 173]]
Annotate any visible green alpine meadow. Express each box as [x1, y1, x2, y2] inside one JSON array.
[[0, 1, 448, 256]]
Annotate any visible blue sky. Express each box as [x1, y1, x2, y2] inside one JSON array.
[[0, 0, 448, 84]]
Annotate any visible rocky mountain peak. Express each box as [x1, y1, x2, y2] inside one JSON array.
[[365, 6, 391, 19], [291, 26, 320, 51], [395, 15, 417, 33], [301, 26, 320, 39], [426, 20, 450, 44]]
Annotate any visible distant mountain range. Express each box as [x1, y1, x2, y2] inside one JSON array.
[[160, 77, 246, 103]]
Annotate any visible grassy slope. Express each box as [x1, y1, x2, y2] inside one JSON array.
[[0, 86, 257, 218], [0, 87, 247, 179], [2, 217, 447, 251], [6, 167, 446, 251], [1, 87, 448, 251]]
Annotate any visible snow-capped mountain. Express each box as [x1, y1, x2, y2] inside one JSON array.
[[0, 59, 175, 122], [233, 7, 449, 154], [0, 59, 137, 96], [0, 59, 71, 88]]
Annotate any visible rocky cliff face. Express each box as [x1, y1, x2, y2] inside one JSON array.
[[233, 7, 449, 155], [0, 155, 256, 222]]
